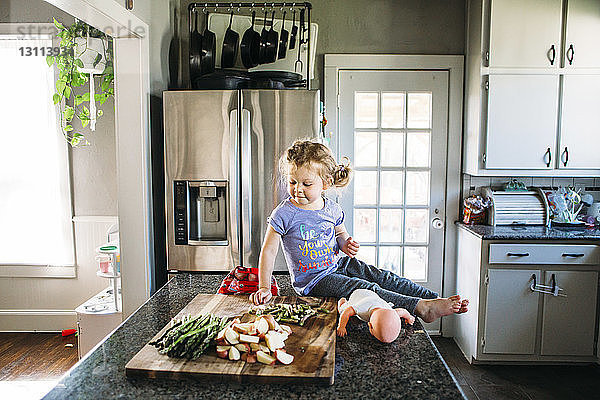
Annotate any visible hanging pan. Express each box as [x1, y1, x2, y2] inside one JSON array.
[[265, 11, 279, 63], [189, 9, 202, 80], [259, 11, 269, 64], [240, 11, 261, 69], [289, 10, 297, 50], [277, 11, 289, 60], [200, 11, 215, 74], [221, 12, 239, 69]]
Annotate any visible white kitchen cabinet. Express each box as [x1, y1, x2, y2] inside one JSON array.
[[455, 227, 600, 363], [540, 270, 598, 356], [488, 0, 562, 68], [463, 0, 600, 175], [558, 75, 600, 169], [483, 269, 540, 354], [485, 75, 558, 169], [564, 0, 600, 68]]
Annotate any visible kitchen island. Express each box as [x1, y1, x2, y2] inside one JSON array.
[[43, 273, 465, 399]]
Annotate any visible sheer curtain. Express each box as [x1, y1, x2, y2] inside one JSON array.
[[0, 36, 75, 266]]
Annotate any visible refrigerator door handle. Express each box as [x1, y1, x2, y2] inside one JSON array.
[[229, 109, 240, 265], [241, 108, 252, 257]]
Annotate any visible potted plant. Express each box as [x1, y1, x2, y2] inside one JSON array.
[[46, 18, 114, 146]]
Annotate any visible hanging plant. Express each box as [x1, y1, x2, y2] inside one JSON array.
[[46, 18, 114, 146]]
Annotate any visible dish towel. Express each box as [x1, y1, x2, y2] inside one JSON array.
[[217, 266, 279, 296]]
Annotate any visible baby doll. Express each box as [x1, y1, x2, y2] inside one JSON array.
[[337, 288, 415, 343]]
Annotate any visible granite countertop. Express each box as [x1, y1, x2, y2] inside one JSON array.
[[457, 222, 600, 240], [43, 273, 465, 399]]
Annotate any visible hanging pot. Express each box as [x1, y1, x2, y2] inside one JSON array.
[[277, 11, 289, 60], [168, 5, 180, 89], [240, 11, 261, 69], [74, 36, 107, 131], [221, 12, 239, 69], [265, 11, 279, 63], [200, 12, 215, 75], [193, 69, 250, 90], [189, 10, 202, 80]]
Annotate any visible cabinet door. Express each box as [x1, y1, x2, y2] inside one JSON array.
[[564, 0, 600, 68], [485, 75, 558, 169], [489, 0, 562, 68], [558, 75, 600, 169], [541, 271, 598, 356], [483, 269, 540, 354]]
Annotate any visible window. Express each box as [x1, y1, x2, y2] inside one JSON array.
[[0, 30, 75, 267]]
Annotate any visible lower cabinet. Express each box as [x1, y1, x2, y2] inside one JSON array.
[[455, 228, 600, 363]]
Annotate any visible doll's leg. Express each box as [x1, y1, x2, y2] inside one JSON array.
[[308, 273, 422, 314], [337, 256, 438, 299]]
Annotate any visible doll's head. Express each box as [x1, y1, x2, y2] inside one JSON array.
[[280, 139, 353, 190], [368, 308, 402, 343]]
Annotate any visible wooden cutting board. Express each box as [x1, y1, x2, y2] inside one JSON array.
[[125, 294, 337, 385]]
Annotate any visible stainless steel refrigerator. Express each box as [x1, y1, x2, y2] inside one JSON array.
[[164, 90, 320, 272]]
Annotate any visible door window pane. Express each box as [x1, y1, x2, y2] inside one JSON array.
[[381, 92, 405, 128], [380, 171, 403, 205], [355, 92, 378, 128], [406, 131, 431, 167], [354, 171, 377, 205], [404, 246, 427, 280], [354, 131, 378, 167], [405, 209, 429, 243], [359, 246, 377, 266], [406, 171, 430, 205], [381, 132, 404, 167], [354, 209, 376, 242], [379, 246, 402, 275], [379, 209, 403, 242], [407, 92, 431, 129]]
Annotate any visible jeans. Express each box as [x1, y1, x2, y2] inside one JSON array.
[[307, 256, 439, 315]]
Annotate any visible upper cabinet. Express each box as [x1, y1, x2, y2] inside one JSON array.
[[464, 0, 600, 176], [488, 0, 562, 69]]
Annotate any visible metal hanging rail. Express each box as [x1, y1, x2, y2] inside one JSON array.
[[187, 2, 312, 89]]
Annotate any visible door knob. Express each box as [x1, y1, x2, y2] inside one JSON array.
[[432, 218, 444, 229]]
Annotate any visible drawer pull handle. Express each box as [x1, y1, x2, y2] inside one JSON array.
[[530, 274, 567, 297], [562, 253, 584, 258], [507, 252, 529, 257]]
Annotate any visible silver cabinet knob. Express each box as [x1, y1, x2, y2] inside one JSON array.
[[432, 218, 444, 229]]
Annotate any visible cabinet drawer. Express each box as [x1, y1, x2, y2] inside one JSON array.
[[489, 244, 600, 265]]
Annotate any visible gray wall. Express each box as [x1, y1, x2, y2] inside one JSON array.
[[178, 0, 466, 92]]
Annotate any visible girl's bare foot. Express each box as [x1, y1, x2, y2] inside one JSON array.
[[415, 295, 466, 323], [338, 297, 347, 311]]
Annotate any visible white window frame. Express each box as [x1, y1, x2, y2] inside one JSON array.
[[0, 23, 76, 278], [324, 54, 464, 336]]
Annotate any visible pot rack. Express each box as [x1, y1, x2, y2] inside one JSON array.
[[188, 2, 312, 89]]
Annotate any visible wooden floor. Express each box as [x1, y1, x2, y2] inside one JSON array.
[[0, 333, 78, 381], [432, 337, 600, 400]]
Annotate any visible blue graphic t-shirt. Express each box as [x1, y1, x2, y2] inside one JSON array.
[[268, 197, 344, 295]]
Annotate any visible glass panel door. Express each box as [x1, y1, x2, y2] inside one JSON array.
[[338, 70, 449, 314]]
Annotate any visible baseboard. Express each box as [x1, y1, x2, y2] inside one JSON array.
[[0, 310, 77, 332]]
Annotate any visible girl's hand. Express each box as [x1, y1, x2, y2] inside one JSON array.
[[336, 324, 347, 337], [341, 236, 360, 257], [250, 288, 272, 305]]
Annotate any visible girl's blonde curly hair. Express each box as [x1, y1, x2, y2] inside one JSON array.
[[280, 139, 352, 188]]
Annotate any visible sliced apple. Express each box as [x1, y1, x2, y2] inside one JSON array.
[[215, 337, 227, 346], [265, 332, 285, 352], [275, 349, 294, 365], [234, 343, 250, 353], [256, 350, 276, 365], [246, 324, 257, 336], [263, 314, 279, 331], [255, 317, 269, 335], [246, 353, 257, 363], [224, 327, 240, 345], [239, 334, 260, 344], [228, 345, 241, 361], [216, 345, 231, 352], [216, 345, 230, 359], [258, 343, 270, 353]]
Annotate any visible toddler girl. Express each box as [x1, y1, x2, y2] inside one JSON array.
[[250, 139, 468, 327]]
